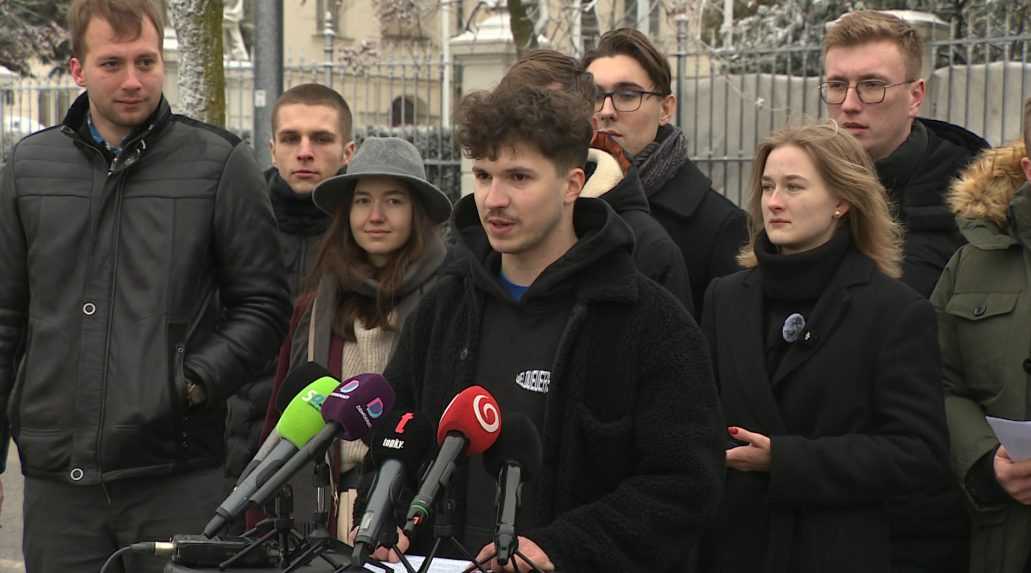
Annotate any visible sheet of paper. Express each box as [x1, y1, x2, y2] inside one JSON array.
[[363, 555, 474, 573], [987, 416, 1031, 461]]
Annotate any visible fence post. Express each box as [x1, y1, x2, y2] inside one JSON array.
[[675, 10, 688, 128]]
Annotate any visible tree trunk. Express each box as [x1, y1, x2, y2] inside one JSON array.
[[506, 0, 536, 57], [168, 0, 226, 126]]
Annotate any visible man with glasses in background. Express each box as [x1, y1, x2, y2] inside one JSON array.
[[822, 12, 988, 573], [823, 10, 988, 298], [585, 29, 748, 315]]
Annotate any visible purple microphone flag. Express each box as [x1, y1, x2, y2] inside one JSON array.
[[321, 372, 396, 440]]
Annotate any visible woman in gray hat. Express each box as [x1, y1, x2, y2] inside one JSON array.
[[261, 136, 453, 539]]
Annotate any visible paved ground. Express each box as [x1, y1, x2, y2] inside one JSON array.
[[0, 444, 24, 572]]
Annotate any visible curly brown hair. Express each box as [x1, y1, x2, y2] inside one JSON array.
[[456, 84, 593, 172]]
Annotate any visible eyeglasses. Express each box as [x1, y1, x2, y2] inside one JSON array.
[[593, 88, 667, 112], [818, 79, 917, 105]]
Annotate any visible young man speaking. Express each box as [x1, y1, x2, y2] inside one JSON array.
[[365, 80, 724, 572]]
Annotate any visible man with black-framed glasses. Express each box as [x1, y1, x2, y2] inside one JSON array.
[[584, 28, 748, 315], [823, 12, 989, 573], [823, 11, 988, 299]]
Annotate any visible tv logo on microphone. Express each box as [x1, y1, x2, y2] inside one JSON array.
[[473, 394, 500, 433], [381, 438, 405, 449], [330, 377, 387, 427], [301, 389, 328, 410]]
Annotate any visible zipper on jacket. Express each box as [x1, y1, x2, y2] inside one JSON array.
[[94, 168, 130, 483]]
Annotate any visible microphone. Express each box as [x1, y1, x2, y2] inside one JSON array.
[[352, 411, 435, 566], [483, 414, 543, 566], [246, 373, 397, 511], [204, 369, 341, 537], [237, 362, 330, 485], [404, 386, 501, 533]]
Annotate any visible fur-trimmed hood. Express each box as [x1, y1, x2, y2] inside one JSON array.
[[948, 141, 1030, 249]]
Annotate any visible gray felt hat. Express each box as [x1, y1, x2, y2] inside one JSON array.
[[312, 136, 453, 224]]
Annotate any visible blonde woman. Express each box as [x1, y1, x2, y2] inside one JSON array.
[[700, 123, 950, 573]]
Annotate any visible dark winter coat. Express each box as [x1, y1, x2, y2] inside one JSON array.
[[379, 195, 725, 572], [647, 156, 749, 315], [932, 141, 1031, 573], [582, 148, 694, 314], [0, 92, 291, 483], [875, 117, 989, 571], [701, 245, 950, 573], [876, 117, 990, 298], [225, 168, 329, 479]]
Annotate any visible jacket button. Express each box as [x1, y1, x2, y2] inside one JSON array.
[[459, 347, 469, 360], [82, 302, 96, 316], [973, 304, 987, 317], [69, 467, 84, 481], [1024, 358, 1031, 374]]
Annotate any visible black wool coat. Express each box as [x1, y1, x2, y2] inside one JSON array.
[[647, 159, 749, 316], [700, 248, 950, 573], [382, 197, 725, 573]]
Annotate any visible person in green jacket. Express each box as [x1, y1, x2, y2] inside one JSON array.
[[932, 96, 1031, 573]]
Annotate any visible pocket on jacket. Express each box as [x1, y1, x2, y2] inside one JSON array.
[[572, 405, 633, 497], [945, 292, 1019, 392], [15, 427, 70, 473]]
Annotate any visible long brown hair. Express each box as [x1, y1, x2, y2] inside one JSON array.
[[309, 180, 438, 340], [738, 122, 904, 278]]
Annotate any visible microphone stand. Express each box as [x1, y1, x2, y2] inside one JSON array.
[[283, 446, 350, 573], [220, 485, 306, 569], [469, 464, 544, 573], [415, 492, 488, 573]]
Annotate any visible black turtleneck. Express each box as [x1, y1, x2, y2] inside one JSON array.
[[755, 227, 852, 377], [267, 169, 331, 236]]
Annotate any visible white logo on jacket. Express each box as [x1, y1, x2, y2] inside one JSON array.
[[515, 370, 551, 394]]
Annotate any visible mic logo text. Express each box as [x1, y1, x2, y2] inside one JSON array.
[[382, 438, 405, 449]]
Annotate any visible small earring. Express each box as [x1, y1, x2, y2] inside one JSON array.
[[834, 209, 842, 218]]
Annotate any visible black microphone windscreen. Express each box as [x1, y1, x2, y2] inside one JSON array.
[[275, 361, 334, 414], [368, 411, 435, 483], [483, 413, 542, 482]]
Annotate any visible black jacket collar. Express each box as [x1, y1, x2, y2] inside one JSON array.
[[729, 247, 874, 432], [62, 91, 172, 171], [648, 157, 713, 220], [449, 194, 639, 305], [876, 118, 989, 207]]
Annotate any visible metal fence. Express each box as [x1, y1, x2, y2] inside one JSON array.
[[0, 53, 465, 198], [4, 27, 1031, 204], [674, 27, 1031, 205]]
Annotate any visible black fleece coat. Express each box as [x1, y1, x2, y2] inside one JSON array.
[[594, 163, 695, 315], [700, 248, 950, 573], [876, 117, 989, 299], [647, 159, 749, 315], [381, 195, 725, 573]]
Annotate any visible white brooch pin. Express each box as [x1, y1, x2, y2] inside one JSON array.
[[782, 313, 806, 343]]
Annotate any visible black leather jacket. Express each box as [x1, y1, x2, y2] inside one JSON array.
[[0, 92, 291, 485]]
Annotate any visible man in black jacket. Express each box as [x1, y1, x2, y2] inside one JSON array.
[[224, 83, 355, 526], [363, 82, 723, 572], [0, 1, 290, 572], [823, 11, 989, 298], [821, 11, 988, 572], [584, 28, 749, 315]]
